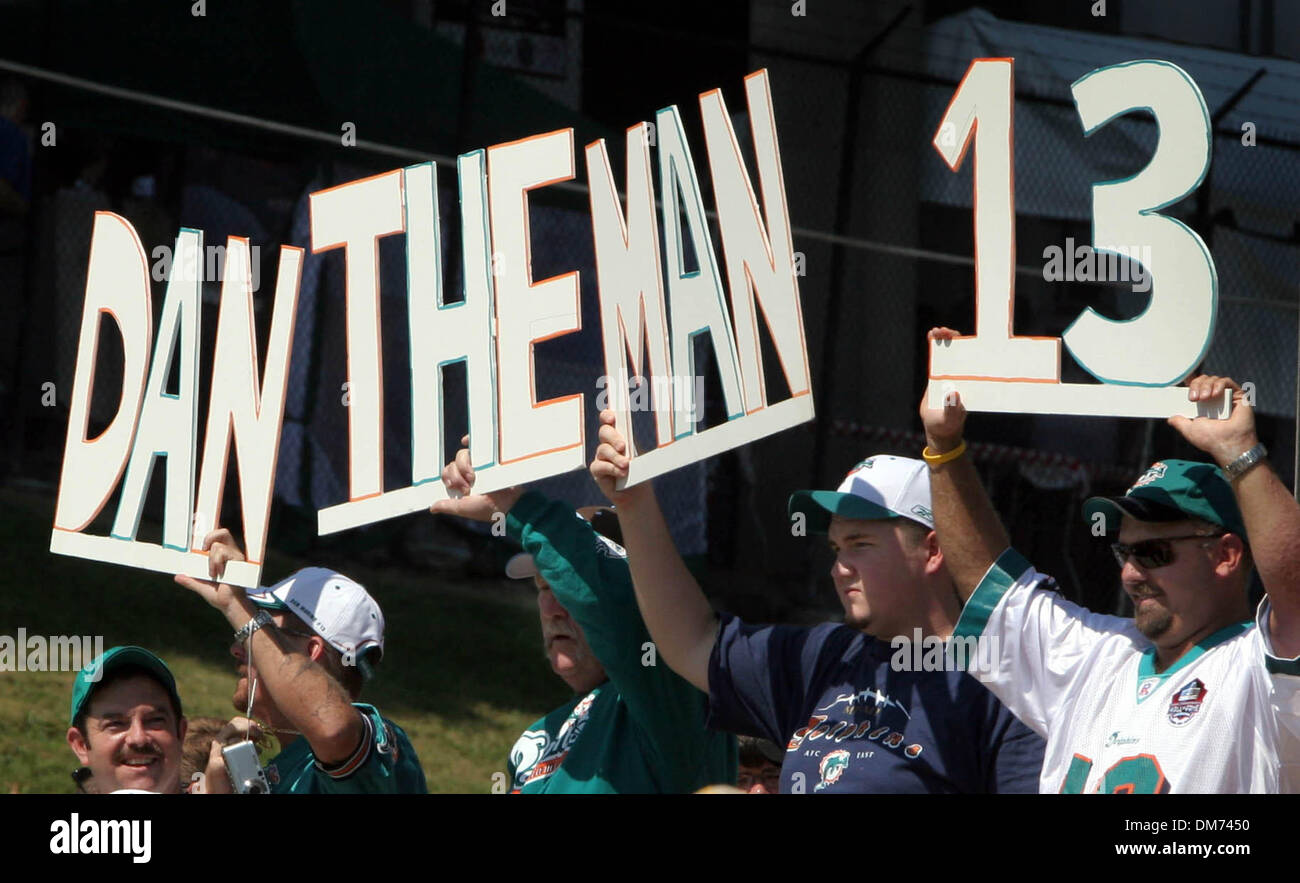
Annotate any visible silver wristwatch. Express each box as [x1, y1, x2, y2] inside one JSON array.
[[1224, 443, 1267, 481], [233, 609, 275, 643]]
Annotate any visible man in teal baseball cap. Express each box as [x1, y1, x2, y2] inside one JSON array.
[[1083, 458, 1248, 544], [1082, 458, 1251, 644], [66, 646, 187, 794], [922, 362, 1300, 791]]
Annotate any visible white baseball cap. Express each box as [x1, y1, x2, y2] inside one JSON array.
[[787, 455, 934, 534], [505, 506, 623, 580], [247, 568, 385, 672]]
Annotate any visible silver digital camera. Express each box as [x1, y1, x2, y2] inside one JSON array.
[[222, 740, 270, 794]]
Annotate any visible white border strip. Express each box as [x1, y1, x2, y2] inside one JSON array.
[[927, 381, 1231, 419], [620, 395, 815, 487], [316, 447, 586, 535], [49, 531, 264, 588]]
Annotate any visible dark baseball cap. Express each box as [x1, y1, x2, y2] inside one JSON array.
[[69, 645, 183, 727], [1082, 459, 1246, 540]]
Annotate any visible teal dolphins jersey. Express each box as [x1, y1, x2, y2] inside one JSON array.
[[505, 492, 737, 793], [265, 703, 427, 794]]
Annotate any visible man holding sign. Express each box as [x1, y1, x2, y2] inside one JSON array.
[[175, 534, 427, 793], [590, 411, 1043, 794], [921, 328, 1300, 792], [432, 440, 736, 793]]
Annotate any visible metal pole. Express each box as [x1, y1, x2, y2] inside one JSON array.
[[1293, 294, 1299, 499]]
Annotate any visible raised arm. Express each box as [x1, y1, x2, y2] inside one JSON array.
[[918, 328, 1011, 601], [174, 531, 365, 766], [589, 410, 716, 692], [436, 433, 725, 784], [1169, 375, 1300, 658]]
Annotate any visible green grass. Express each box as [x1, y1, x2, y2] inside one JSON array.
[[0, 488, 572, 793]]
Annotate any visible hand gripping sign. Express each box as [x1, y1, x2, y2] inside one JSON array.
[[927, 58, 1230, 421], [49, 69, 814, 585]]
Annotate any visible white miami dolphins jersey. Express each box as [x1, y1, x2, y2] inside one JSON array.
[[952, 548, 1300, 793]]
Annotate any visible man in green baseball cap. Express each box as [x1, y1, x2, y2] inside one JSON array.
[[66, 646, 187, 794], [1081, 457, 1251, 645], [923, 349, 1300, 792]]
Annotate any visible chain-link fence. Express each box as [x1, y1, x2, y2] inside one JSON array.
[[741, 5, 1300, 615], [3, 4, 1297, 619]]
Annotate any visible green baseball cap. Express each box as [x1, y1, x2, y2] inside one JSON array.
[[1082, 459, 1247, 540], [69, 645, 183, 728]]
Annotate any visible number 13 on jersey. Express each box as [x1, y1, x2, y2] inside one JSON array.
[[1060, 753, 1171, 794], [928, 57, 1229, 420]]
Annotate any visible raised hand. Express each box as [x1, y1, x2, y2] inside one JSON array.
[[173, 528, 248, 619], [1168, 375, 1259, 469], [429, 434, 523, 522], [202, 527, 245, 579], [919, 327, 969, 452], [591, 410, 648, 507]]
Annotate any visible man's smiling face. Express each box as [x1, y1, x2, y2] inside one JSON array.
[[68, 673, 186, 793]]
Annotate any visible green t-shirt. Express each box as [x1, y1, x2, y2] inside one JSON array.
[[265, 703, 427, 794], [505, 492, 737, 793]]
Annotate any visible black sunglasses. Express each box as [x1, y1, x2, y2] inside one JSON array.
[[1110, 532, 1224, 569]]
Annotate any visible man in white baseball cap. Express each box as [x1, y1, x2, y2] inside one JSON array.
[[786, 455, 941, 637], [175, 530, 426, 793], [592, 408, 1044, 793]]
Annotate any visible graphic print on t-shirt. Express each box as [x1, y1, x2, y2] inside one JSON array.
[[510, 691, 598, 790], [786, 685, 923, 778], [815, 749, 851, 790]]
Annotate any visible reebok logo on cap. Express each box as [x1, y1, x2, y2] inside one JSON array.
[[788, 454, 935, 535]]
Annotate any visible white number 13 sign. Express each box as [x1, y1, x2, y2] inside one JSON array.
[[928, 57, 1229, 419]]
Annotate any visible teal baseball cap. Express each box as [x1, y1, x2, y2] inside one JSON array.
[[1082, 459, 1246, 540], [69, 645, 183, 728]]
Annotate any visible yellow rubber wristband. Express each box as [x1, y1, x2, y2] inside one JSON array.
[[922, 440, 967, 465]]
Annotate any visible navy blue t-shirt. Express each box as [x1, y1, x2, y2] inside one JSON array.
[[708, 614, 1044, 793]]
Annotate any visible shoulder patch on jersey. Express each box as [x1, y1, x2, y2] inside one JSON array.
[[1167, 677, 1208, 726]]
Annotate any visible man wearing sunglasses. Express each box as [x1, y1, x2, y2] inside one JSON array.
[[921, 332, 1300, 792]]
